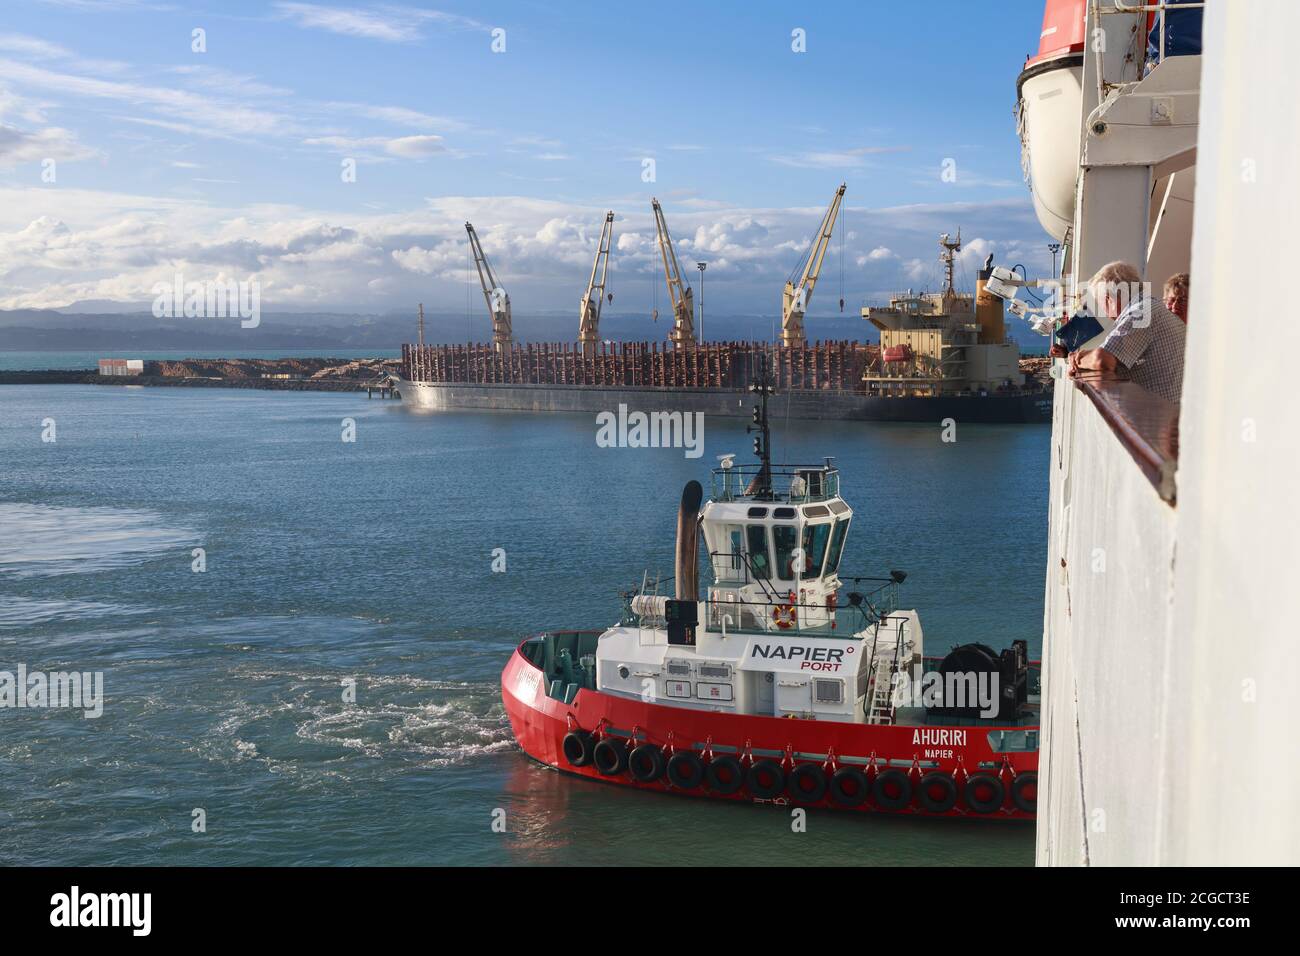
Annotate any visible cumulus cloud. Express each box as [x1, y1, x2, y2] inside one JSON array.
[[0, 122, 97, 167], [0, 183, 1046, 314]]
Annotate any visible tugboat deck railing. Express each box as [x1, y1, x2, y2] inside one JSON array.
[[710, 463, 840, 504]]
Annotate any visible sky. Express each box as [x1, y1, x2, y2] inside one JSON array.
[[0, 0, 1057, 325]]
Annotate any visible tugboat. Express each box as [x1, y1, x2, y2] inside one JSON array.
[[501, 368, 1041, 818]]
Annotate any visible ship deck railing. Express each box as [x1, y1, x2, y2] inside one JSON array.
[[711, 463, 840, 503], [621, 570, 900, 638]]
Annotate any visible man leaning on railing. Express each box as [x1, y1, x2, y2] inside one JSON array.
[[1068, 261, 1187, 405]]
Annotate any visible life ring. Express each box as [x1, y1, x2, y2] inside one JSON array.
[[787, 764, 828, 805], [704, 755, 745, 795], [628, 744, 665, 783], [561, 731, 594, 767], [772, 593, 798, 630], [829, 767, 870, 807], [917, 772, 958, 813], [593, 738, 628, 776], [964, 773, 1005, 814], [746, 759, 786, 799], [1011, 772, 1037, 813], [872, 768, 912, 810], [666, 751, 704, 789]]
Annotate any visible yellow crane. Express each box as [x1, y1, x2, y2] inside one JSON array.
[[465, 221, 512, 353], [781, 182, 846, 347], [651, 198, 695, 348], [578, 211, 615, 356]]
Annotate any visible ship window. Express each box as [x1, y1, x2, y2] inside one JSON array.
[[802, 523, 832, 578], [773, 525, 799, 581], [773, 507, 796, 519], [727, 526, 744, 576], [746, 524, 771, 579], [815, 679, 843, 704], [825, 518, 850, 575], [746, 507, 768, 518]]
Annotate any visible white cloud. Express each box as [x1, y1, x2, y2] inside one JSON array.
[[0, 184, 1043, 314], [0, 122, 97, 167], [0, 58, 293, 139], [303, 133, 446, 158], [0, 34, 72, 59], [274, 3, 486, 43], [770, 146, 910, 169], [326, 101, 468, 132]]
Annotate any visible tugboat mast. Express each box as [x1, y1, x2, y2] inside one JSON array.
[[745, 355, 775, 498]]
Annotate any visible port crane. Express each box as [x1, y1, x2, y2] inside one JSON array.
[[781, 182, 846, 347], [466, 221, 512, 353], [651, 199, 695, 347], [578, 211, 615, 356]]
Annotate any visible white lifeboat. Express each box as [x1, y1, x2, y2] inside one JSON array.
[[1016, 0, 1086, 241]]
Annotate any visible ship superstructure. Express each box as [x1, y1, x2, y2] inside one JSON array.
[[861, 233, 1025, 398]]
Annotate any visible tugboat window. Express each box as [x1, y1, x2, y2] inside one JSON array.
[[802, 523, 832, 578], [773, 525, 799, 581], [746, 524, 771, 579], [825, 518, 850, 575]]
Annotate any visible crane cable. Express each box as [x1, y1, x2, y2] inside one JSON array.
[[838, 205, 845, 312]]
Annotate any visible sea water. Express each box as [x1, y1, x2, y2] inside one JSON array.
[[0, 384, 1046, 865]]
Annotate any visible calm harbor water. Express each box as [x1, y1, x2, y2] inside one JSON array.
[[0, 384, 1047, 865]]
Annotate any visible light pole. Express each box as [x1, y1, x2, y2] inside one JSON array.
[[696, 261, 707, 343], [1047, 242, 1061, 279]]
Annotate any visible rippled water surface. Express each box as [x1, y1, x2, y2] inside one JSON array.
[[0, 384, 1047, 865]]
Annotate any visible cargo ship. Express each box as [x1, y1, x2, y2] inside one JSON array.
[[397, 195, 1051, 424], [500, 373, 1041, 817]]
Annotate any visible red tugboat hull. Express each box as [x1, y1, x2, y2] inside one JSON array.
[[502, 641, 1038, 819]]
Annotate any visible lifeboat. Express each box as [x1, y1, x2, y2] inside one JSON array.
[[1016, 0, 1087, 241], [500, 369, 1041, 819]]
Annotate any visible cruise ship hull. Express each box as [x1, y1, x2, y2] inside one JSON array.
[[398, 380, 1052, 424]]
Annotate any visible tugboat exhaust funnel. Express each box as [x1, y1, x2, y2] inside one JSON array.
[[675, 480, 703, 602]]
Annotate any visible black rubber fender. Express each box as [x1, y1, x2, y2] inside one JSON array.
[[666, 751, 704, 789], [917, 772, 958, 813], [746, 759, 786, 799], [704, 755, 745, 795], [627, 744, 665, 783], [964, 773, 1006, 814], [787, 763, 828, 804], [592, 737, 628, 776], [1011, 772, 1037, 813], [561, 731, 593, 767], [872, 768, 913, 810], [829, 767, 870, 807]]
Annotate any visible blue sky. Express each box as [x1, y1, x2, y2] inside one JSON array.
[[0, 0, 1056, 320]]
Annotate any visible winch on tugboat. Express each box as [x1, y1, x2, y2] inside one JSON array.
[[500, 362, 1040, 818]]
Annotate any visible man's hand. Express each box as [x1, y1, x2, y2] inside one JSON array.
[[1049, 344, 1067, 359], [1069, 348, 1120, 378]]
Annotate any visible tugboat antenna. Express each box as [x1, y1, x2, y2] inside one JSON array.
[[745, 355, 775, 498]]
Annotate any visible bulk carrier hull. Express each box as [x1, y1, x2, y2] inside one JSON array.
[[398, 379, 1052, 424]]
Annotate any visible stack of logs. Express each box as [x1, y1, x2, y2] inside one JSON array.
[[400, 341, 876, 391]]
